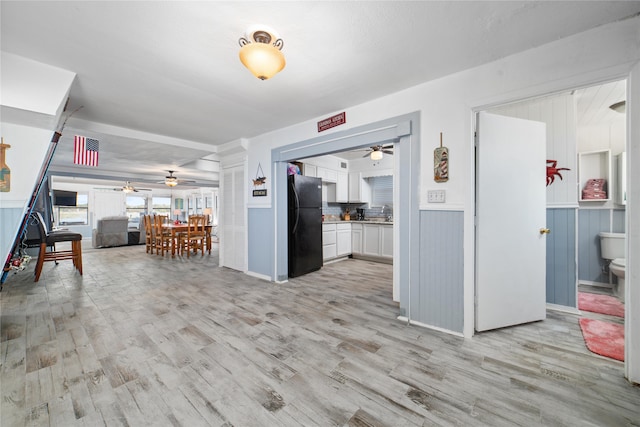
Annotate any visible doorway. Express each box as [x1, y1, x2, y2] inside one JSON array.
[[474, 79, 628, 347], [271, 113, 420, 319]]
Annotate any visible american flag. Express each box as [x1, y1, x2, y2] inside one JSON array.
[[73, 135, 99, 167]]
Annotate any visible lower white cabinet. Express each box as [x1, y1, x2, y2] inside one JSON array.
[[380, 224, 393, 257], [322, 223, 337, 261], [362, 223, 393, 259], [324, 222, 392, 262], [336, 223, 352, 256], [351, 223, 363, 255]]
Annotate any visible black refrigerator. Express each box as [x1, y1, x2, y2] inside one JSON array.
[[288, 174, 323, 278]]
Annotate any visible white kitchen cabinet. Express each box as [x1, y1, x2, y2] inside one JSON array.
[[304, 163, 317, 177], [336, 172, 349, 203], [380, 224, 393, 258], [363, 224, 381, 257], [362, 223, 393, 259], [348, 172, 371, 203], [322, 223, 337, 261], [317, 167, 337, 183], [351, 223, 363, 255], [336, 223, 352, 256]]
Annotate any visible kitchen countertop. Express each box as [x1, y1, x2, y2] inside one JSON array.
[[323, 219, 393, 224]]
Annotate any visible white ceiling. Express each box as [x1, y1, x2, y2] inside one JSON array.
[[2, 1, 639, 187]]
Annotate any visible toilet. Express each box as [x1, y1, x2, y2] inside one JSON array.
[[598, 232, 626, 302]]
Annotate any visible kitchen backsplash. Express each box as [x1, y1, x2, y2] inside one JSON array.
[[322, 202, 392, 219]]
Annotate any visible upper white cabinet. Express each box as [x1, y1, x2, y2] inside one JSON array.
[[578, 149, 611, 202], [348, 172, 371, 203], [336, 172, 348, 203], [317, 167, 337, 183], [304, 163, 317, 178]]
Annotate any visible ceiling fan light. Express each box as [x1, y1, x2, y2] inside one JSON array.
[[165, 176, 178, 187], [370, 150, 384, 161], [239, 28, 285, 80]]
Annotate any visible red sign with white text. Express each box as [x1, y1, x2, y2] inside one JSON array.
[[317, 112, 346, 132]]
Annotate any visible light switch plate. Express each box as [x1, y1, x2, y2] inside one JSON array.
[[427, 190, 446, 203]]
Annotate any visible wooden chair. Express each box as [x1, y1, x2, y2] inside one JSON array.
[[30, 212, 83, 282], [153, 214, 172, 256], [178, 215, 206, 258], [143, 214, 154, 254]]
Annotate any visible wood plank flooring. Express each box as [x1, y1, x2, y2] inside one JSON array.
[[2, 241, 639, 426]]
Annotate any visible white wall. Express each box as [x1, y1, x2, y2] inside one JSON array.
[[490, 92, 578, 206], [625, 58, 640, 384], [0, 123, 52, 260], [0, 53, 75, 266], [243, 15, 640, 364]]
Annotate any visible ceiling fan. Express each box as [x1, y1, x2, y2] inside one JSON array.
[[363, 144, 393, 160], [160, 170, 196, 187], [95, 181, 152, 193]]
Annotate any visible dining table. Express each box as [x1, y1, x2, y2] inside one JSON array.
[[162, 222, 213, 257]]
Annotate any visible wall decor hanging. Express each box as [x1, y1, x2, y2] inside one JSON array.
[[546, 159, 570, 186], [0, 137, 11, 192], [434, 132, 449, 182], [252, 162, 267, 196]]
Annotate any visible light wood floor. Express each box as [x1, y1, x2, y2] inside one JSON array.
[[2, 241, 639, 426]]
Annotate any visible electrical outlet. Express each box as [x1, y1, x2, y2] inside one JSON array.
[[427, 190, 446, 203]]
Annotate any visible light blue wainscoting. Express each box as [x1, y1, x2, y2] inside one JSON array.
[[417, 210, 464, 333], [612, 209, 626, 233], [0, 207, 25, 268], [578, 209, 610, 284], [546, 208, 577, 307], [248, 207, 274, 279]]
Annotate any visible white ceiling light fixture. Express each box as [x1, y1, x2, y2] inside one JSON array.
[[370, 150, 384, 161], [239, 25, 285, 80]]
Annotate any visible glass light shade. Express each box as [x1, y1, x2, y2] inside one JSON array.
[[239, 43, 285, 80], [370, 150, 384, 161], [165, 177, 178, 187]]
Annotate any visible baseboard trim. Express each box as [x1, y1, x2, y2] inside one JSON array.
[[396, 316, 464, 338], [546, 303, 580, 315], [245, 271, 272, 282]]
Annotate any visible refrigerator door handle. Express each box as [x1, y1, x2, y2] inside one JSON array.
[[291, 181, 300, 234]]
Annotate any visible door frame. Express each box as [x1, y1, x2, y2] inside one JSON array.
[[469, 70, 637, 381], [271, 112, 420, 317]]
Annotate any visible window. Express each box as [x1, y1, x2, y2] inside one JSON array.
[[126, 196, 146, 227], [152, 196, 171, 215], [56, 193, 88, 225], [369, 176, 393, 207]]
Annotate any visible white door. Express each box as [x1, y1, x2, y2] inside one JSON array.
[[476, 112, 547, 332], [220, 164, 246, 272]]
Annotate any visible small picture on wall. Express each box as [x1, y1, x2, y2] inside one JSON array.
[[175, 198, 184, 210], [434, 132, 449, 182]]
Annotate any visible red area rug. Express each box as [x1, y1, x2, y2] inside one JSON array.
[[578, 292, 624, 318], [578, 318, 624, 361]]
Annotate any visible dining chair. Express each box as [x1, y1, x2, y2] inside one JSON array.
[[143, 214, 154, 254], [178, 215, 206, 257], [153, 214, 172, 256], [29, 211, 83, 282]]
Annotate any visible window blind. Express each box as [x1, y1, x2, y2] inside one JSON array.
[[369, 175, 393, 207]]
